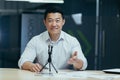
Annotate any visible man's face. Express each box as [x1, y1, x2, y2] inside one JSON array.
[[44, 13, 65, 35]]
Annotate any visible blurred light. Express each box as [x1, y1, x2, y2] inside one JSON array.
[[6, 0, 64, 3], [72, 13, 82, 25], [29, 0, 64, 3], [6, 0, 28, 1]]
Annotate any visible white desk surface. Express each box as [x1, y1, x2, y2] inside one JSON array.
[[0, 68, 119, 80]]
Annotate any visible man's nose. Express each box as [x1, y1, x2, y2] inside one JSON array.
[[52, 21, 57, 26]]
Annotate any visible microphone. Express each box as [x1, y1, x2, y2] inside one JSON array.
[[48, 44, 53, 62], [40, 44, 57, 73], [48, 45, 51, 54], [51, 45, 53, 54], [48, 44, 53, 55]]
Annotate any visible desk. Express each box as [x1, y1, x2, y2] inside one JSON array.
[[0, 68, 119, 80]]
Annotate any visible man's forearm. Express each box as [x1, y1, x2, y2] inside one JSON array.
[[21, 61, 33, 71], [22, 61, 42, 72]]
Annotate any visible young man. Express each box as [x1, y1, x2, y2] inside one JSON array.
[[18, 6, 87, 72]]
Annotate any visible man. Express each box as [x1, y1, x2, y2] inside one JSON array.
[[18, 6, 87, 72]]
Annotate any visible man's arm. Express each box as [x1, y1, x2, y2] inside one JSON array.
[[67, 51, 84, 70], [22, 61, 42, 72]]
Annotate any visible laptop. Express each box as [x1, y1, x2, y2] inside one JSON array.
[[103, 68, 120, 74]]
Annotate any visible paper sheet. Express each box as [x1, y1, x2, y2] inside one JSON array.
[[35, 70, 120, 79]]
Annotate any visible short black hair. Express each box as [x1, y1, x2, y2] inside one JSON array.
[[44, 6, 64, 20]]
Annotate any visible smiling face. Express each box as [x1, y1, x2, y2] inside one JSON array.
[[44, 12, 65, 35]]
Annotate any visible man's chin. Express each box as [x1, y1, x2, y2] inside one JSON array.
[[49, 30, 61, 34]]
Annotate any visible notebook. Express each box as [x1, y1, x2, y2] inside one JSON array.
[[103, 68, 120, 74]]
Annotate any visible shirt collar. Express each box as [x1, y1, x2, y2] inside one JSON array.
[[45, 30, 64, 43]]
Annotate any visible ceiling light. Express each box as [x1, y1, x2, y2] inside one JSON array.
[[6, 0, 28, 1], [6, 0, 64, 3], [29, 0, 64, 3]]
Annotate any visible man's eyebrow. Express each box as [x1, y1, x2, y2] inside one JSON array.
[[47, 18, 61, 19], [47, 18, 52, 19], [56, 18, 60, 19]]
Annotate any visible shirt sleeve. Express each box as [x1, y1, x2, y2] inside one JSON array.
[[71, 38, 88, 70], [18, 37, 37, 69]]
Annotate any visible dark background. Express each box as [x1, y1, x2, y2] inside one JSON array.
[[0, 0, 120, 70]]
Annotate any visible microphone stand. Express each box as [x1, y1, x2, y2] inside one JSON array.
[[40, 45, 58, 73]]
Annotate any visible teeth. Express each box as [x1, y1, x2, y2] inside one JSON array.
[[53, 27, 58, 29]]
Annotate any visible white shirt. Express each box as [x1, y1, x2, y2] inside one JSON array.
[[18, 30, 87, 70]]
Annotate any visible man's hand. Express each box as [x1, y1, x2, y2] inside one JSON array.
[[22, 62, 42, 72], [67, 51, 83, 70], [29, 63, 42, 72]]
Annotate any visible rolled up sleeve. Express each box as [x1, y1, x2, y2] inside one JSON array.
[[18, 38, 36, 69]]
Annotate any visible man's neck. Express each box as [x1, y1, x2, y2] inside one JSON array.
[[49, 33, 60, 42], [51, 34, 60, 41]]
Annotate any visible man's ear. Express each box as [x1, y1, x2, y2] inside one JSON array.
[[63, 19, 65, 25], [43, 19, 47, 27]]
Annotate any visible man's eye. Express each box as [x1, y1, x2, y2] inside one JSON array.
[[48, 20, 52, 22], [56, 20, 60, 23]]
